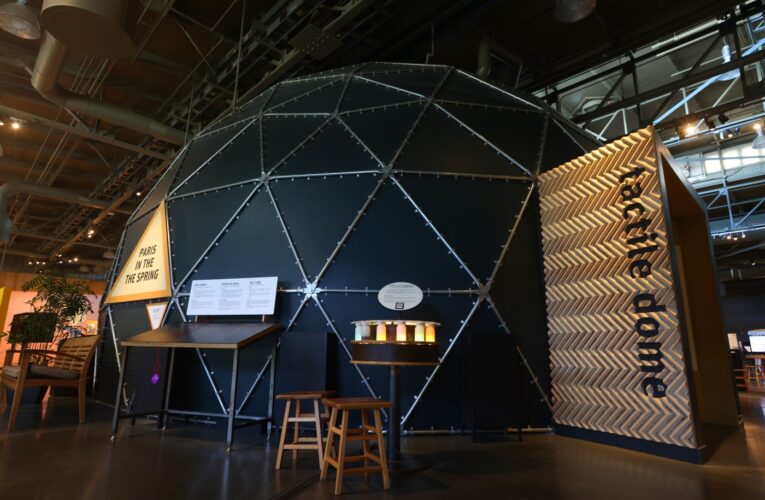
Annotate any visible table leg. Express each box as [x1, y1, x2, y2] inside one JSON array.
[[110, 346, 130, 441], [267, 339, 277, 439], [388, 365, 401, 461], [226, 350, 240, 453], [159, 347, 175, 430]]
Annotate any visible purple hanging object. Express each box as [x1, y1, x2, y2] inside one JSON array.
[[151, 373, 160, 385]]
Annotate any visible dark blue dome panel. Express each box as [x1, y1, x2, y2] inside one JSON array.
[[102, 63, 599, 429]]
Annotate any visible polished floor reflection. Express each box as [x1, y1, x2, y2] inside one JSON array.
[[1, 394, 764, 499]]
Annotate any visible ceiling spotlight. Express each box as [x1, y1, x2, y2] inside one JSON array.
[[704, 117, 715, 130], [554, 0, 597, 23], [683, 123, 697, 137], [11, 120, 20, 130], [718, 113, 730, 124], [73, 257, 78, 262], [135, 191, 142, 197], [0, 0, 41, 40]]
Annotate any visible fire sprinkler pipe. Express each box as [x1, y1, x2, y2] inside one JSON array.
[[0, 181, 126, 243], [31, 33, 187, 145]]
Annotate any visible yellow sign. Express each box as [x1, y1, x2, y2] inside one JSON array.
[[105, 201, 172, 304]]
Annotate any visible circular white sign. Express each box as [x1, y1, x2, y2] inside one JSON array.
[[377, 282, 423, 311]]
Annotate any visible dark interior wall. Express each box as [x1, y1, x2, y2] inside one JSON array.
[[95, 64, 596, 430]]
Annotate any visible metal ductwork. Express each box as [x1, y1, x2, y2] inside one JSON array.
[[477, 38, 491, 77], [0, 181, 121, 243], [41, 0, 136, 59], [31, 33, 186, 145]]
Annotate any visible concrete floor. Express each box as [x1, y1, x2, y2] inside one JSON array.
[[0, 393, 764, 499]]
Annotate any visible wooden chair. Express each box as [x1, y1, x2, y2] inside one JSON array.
[[320, 397, 391, 495], [275, 390, 335, 469], [1, 335, 100, 431]]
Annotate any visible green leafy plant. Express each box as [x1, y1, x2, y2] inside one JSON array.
[[22, 270, 94, 333], [4, 271, 95, 349]]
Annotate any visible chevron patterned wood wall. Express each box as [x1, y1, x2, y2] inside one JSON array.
[[538, 128, 697, 449]]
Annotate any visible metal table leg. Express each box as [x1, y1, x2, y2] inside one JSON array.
[[111, 346, 130, 441], [159, 347, 175, 429], [266, 339, 277, 439], [388, 365, 401, 461], [226, 349, 240, 453]]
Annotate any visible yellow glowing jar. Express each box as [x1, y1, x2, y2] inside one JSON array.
[[376, 321, 387, 341], [396, 321, 407, 342], [414, 322, 425, 342], [425, 323, 436, 343]]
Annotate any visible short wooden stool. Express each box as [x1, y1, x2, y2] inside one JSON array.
[[320, 397, 391, 495], [275, 390, 335, 469]]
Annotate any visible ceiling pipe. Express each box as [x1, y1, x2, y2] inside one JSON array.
[[0, 180, 127, 243], [31, 33, 187, 145]]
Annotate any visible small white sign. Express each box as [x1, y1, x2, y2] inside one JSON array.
[[187, 277, 278, 316], [378, 282, 423, 311], [727, 333, 739, 350], [146, 302, 169, 330]]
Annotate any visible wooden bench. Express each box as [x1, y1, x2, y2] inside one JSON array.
[[320, 397, 391, 495]]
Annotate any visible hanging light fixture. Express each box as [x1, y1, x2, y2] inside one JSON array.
[[719, 43, 740, 81], [555, 0, 597, 23], [0, 0, 41, 40]]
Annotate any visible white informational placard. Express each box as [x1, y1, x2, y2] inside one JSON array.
[[378, 282, 423, 311], [187, 277, 278, 316], [749, 330, 765, 353], [146, 302, 169, 330]]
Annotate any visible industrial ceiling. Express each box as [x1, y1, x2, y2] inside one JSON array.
[[0, 0, 754, 276]]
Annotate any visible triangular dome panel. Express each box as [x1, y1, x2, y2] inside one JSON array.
[[397, 174, 531, 282], [171, 125, 243, 191], [131, 148, 187, 222], [262, 115, 327, 172], [342, 102, 425, 166], [439, 103, 546, 174], [168, 183, 255, 287], [273, 120, 381, 177], [319, 180, 475, 290], [270, 173, 381, 281], [340, 77, 426, 111], [266, 77, 343, 110], [267, 79, 347, 114], [436, 70, 541, 110], [173, 122, 261, 196], [540, 117, 591, 173], [394, 107, 526, 176], [178, 188, 305, 293], [361, 67, 450, 99]]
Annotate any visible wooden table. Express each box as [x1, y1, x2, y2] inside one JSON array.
[[110, 322, 282, 452], [351, 340, 439, 472]]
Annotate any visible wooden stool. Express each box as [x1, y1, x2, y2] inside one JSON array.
[[275, 390, 335, 469], [320, 397, 391, 495]]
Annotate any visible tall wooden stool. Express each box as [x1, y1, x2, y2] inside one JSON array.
[[320, 397, 391, 495], [275, 390, 335, 469]]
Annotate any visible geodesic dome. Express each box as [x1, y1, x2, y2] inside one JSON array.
[[98, 63, 598, 429]]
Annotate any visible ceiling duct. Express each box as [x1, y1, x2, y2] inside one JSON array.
[[0, 181, 121, 243], [0, 0, 41, 40], [31, 33, 186, 145], [40, 0, 136, 60], [554, 0, 597, 23]]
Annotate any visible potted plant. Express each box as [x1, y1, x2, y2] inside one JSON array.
[[2, 270, 94, 404]]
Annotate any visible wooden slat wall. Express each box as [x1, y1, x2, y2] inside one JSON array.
[[538, 128, 697, 449]]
